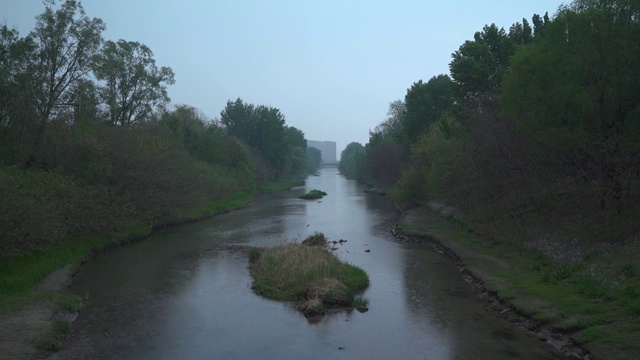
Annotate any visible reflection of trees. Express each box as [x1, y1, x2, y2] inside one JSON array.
[[401, 246, 461, 359]]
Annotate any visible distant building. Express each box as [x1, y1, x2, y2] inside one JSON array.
[[308, 140, 337, 165]]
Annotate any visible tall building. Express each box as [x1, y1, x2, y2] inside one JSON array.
[[308, 140, 337, 165]]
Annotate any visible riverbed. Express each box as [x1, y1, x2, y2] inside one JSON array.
[[57, 167, 565, 359]]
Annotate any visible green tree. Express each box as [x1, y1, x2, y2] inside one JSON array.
[[501, 0, 640, 213], [532, 12, 550, 38], [449, 24, 514, 108], [285, 126, 307, 149], [0, 25, 35, 126], [30, 0, 104, 122], [339, 142, 365, 180], [509, 18, 534, 45], [402, 74, 454, 144], [220, 98, 258, 144], [93, 39, 175, 125]]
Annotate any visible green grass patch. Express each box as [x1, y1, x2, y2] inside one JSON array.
[[258, 178, 305, 193], [249, 243, 369, 316], [299, 189, 328, 200]]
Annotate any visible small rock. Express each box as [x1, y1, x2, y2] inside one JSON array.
[[356, 306, 369, 313], [338, 347, 345, 350], [365, 249, 371, 253], [332, 241, 338, 244]]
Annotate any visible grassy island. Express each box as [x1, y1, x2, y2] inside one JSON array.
[[249, 234, 369, 316], [298, 189, 327, 200]]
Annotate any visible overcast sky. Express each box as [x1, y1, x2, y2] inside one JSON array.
[[1, 0, 565, 155]]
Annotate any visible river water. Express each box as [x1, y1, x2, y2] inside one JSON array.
[[61, 167, 564, 359]]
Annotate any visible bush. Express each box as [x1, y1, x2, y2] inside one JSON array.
[[299, 190, 327, 200]]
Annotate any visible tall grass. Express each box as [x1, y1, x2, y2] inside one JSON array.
[[249, 243, 369, 308]]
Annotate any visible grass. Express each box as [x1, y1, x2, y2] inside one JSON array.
[[299, 189, 327, 200], [249, 242, 369, 316], [301, 232, 328, 246], [399, 207, 640, 360], [258, 178, 305, 193], [39, 319, 71, 352]]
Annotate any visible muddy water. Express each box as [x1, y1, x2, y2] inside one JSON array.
[[63, 167, 564, 359]]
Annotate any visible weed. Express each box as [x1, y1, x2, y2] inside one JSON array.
[[299, 190, 328, 200], [623, 285, 638, 298], [574, 276, 606, 299], [352, 296, 369, 308], [249, 248, 262, 263], [48, 293, 86, 312], [621, 263, 637, 279], [552, 266, 572, 280], [39, 319, 71, 352], [301, 232, 327, 247]]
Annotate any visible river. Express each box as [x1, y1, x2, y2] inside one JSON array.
[[59, 167, 565, 359]]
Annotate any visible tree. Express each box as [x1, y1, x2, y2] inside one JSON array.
[[449, 24, 514, 109], [285, 126, 307, 149], [220, 98, 257, 144], [374, 99, 405, 141], [501, 0, 640, 213], [220, 99, 295, 176], [338, 142, 365, 180], [0, 25, 35, 126], [402, 74, 454, 144], [532, 12, 550, 38], [30, 0, 104, 122], [509, 18, 534, 45], [93, 39, 175, 125]]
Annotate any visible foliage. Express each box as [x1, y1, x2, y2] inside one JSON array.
[[93, 39, 175, 125], [301, 232, 328, 246], [30, 0, 105, 122], [299, 189, 327, 200], [501, 0, 640, 216], [219, 98, 308, 179], [402, 75, 454, 144], [338, 142, 365, 180], [449, 24, 514, 111]]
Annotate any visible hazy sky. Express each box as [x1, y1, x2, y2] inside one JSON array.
[[1, 0, 565, 155]]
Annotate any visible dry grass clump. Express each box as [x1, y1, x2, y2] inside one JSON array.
[[249, 243, 369, 315]]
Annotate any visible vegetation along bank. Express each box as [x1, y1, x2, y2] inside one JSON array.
[[340, 1, 640, 359], [0, 0, 321, 356]]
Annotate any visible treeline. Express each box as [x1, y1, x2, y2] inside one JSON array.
[[0, 1, 317, 258], [340, 0, 640, 242]]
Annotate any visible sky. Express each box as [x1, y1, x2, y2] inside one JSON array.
[[1, 0, 566, 156]]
